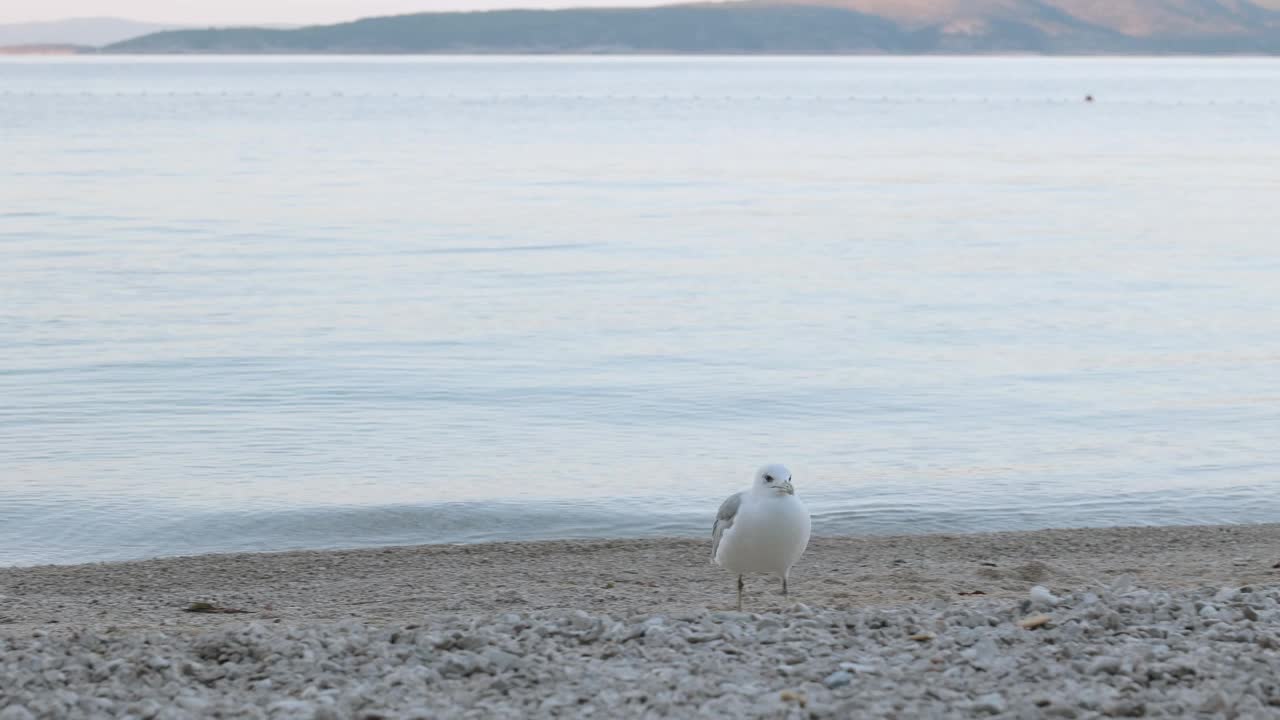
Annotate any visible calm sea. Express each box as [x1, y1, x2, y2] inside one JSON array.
[[2, 56, 1278, 566]]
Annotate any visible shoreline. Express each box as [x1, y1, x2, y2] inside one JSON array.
[[3, 523, 1277, 634], [3, 524, 1279, 718]]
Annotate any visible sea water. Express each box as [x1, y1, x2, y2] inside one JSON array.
[[2, 56, 1278, 565]]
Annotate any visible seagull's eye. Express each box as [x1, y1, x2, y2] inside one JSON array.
[[764, 475, 773, 483]]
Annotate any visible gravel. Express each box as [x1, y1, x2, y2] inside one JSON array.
[[4, 580, 1279, 719]]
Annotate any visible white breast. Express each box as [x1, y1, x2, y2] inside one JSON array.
[[714, 494, 811, 576]]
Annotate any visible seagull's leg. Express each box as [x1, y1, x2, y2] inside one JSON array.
[[737, 574, 744, 612], [783, 573, 789, 599]]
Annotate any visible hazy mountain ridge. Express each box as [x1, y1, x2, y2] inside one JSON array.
[[777, 0, 1278, 36], [101, 1, 1280, 54], [0, 17, 183, 47]]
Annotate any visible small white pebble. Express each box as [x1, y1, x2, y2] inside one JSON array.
[[1087, 656, 1122, 675], [823, 671, 853, 689], [1030, 586, 1060, 607], [972, 693, 1007, 714]]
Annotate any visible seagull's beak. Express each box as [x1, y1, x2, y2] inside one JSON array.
[[780, 480, 795, 496]]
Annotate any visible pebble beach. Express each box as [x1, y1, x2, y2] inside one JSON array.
[[3, 524, 1280, 718]]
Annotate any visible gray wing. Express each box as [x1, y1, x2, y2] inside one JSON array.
[[710, 492, 743, 564]]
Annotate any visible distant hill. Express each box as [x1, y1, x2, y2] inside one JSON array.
[[780, 0, 1280, 37], [767, 0, 1280, 50], [102, 1, 1280, 55], [104, 6, 912, 54], [0, 17, 183, 47]]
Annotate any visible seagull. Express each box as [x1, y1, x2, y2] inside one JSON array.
[[711, 463, 812, 611]]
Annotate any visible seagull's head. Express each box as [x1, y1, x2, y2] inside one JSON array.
[[754, 464, 795, 496]]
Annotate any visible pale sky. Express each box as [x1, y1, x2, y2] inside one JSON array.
[[2, 0, 689, 26]]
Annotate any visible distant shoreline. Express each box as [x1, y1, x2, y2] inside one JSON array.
[[0, 44, 85, 55], [6, 4, 1279, 56], [8, 50, 1280, 58], [88, 4, 1280, 57]]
